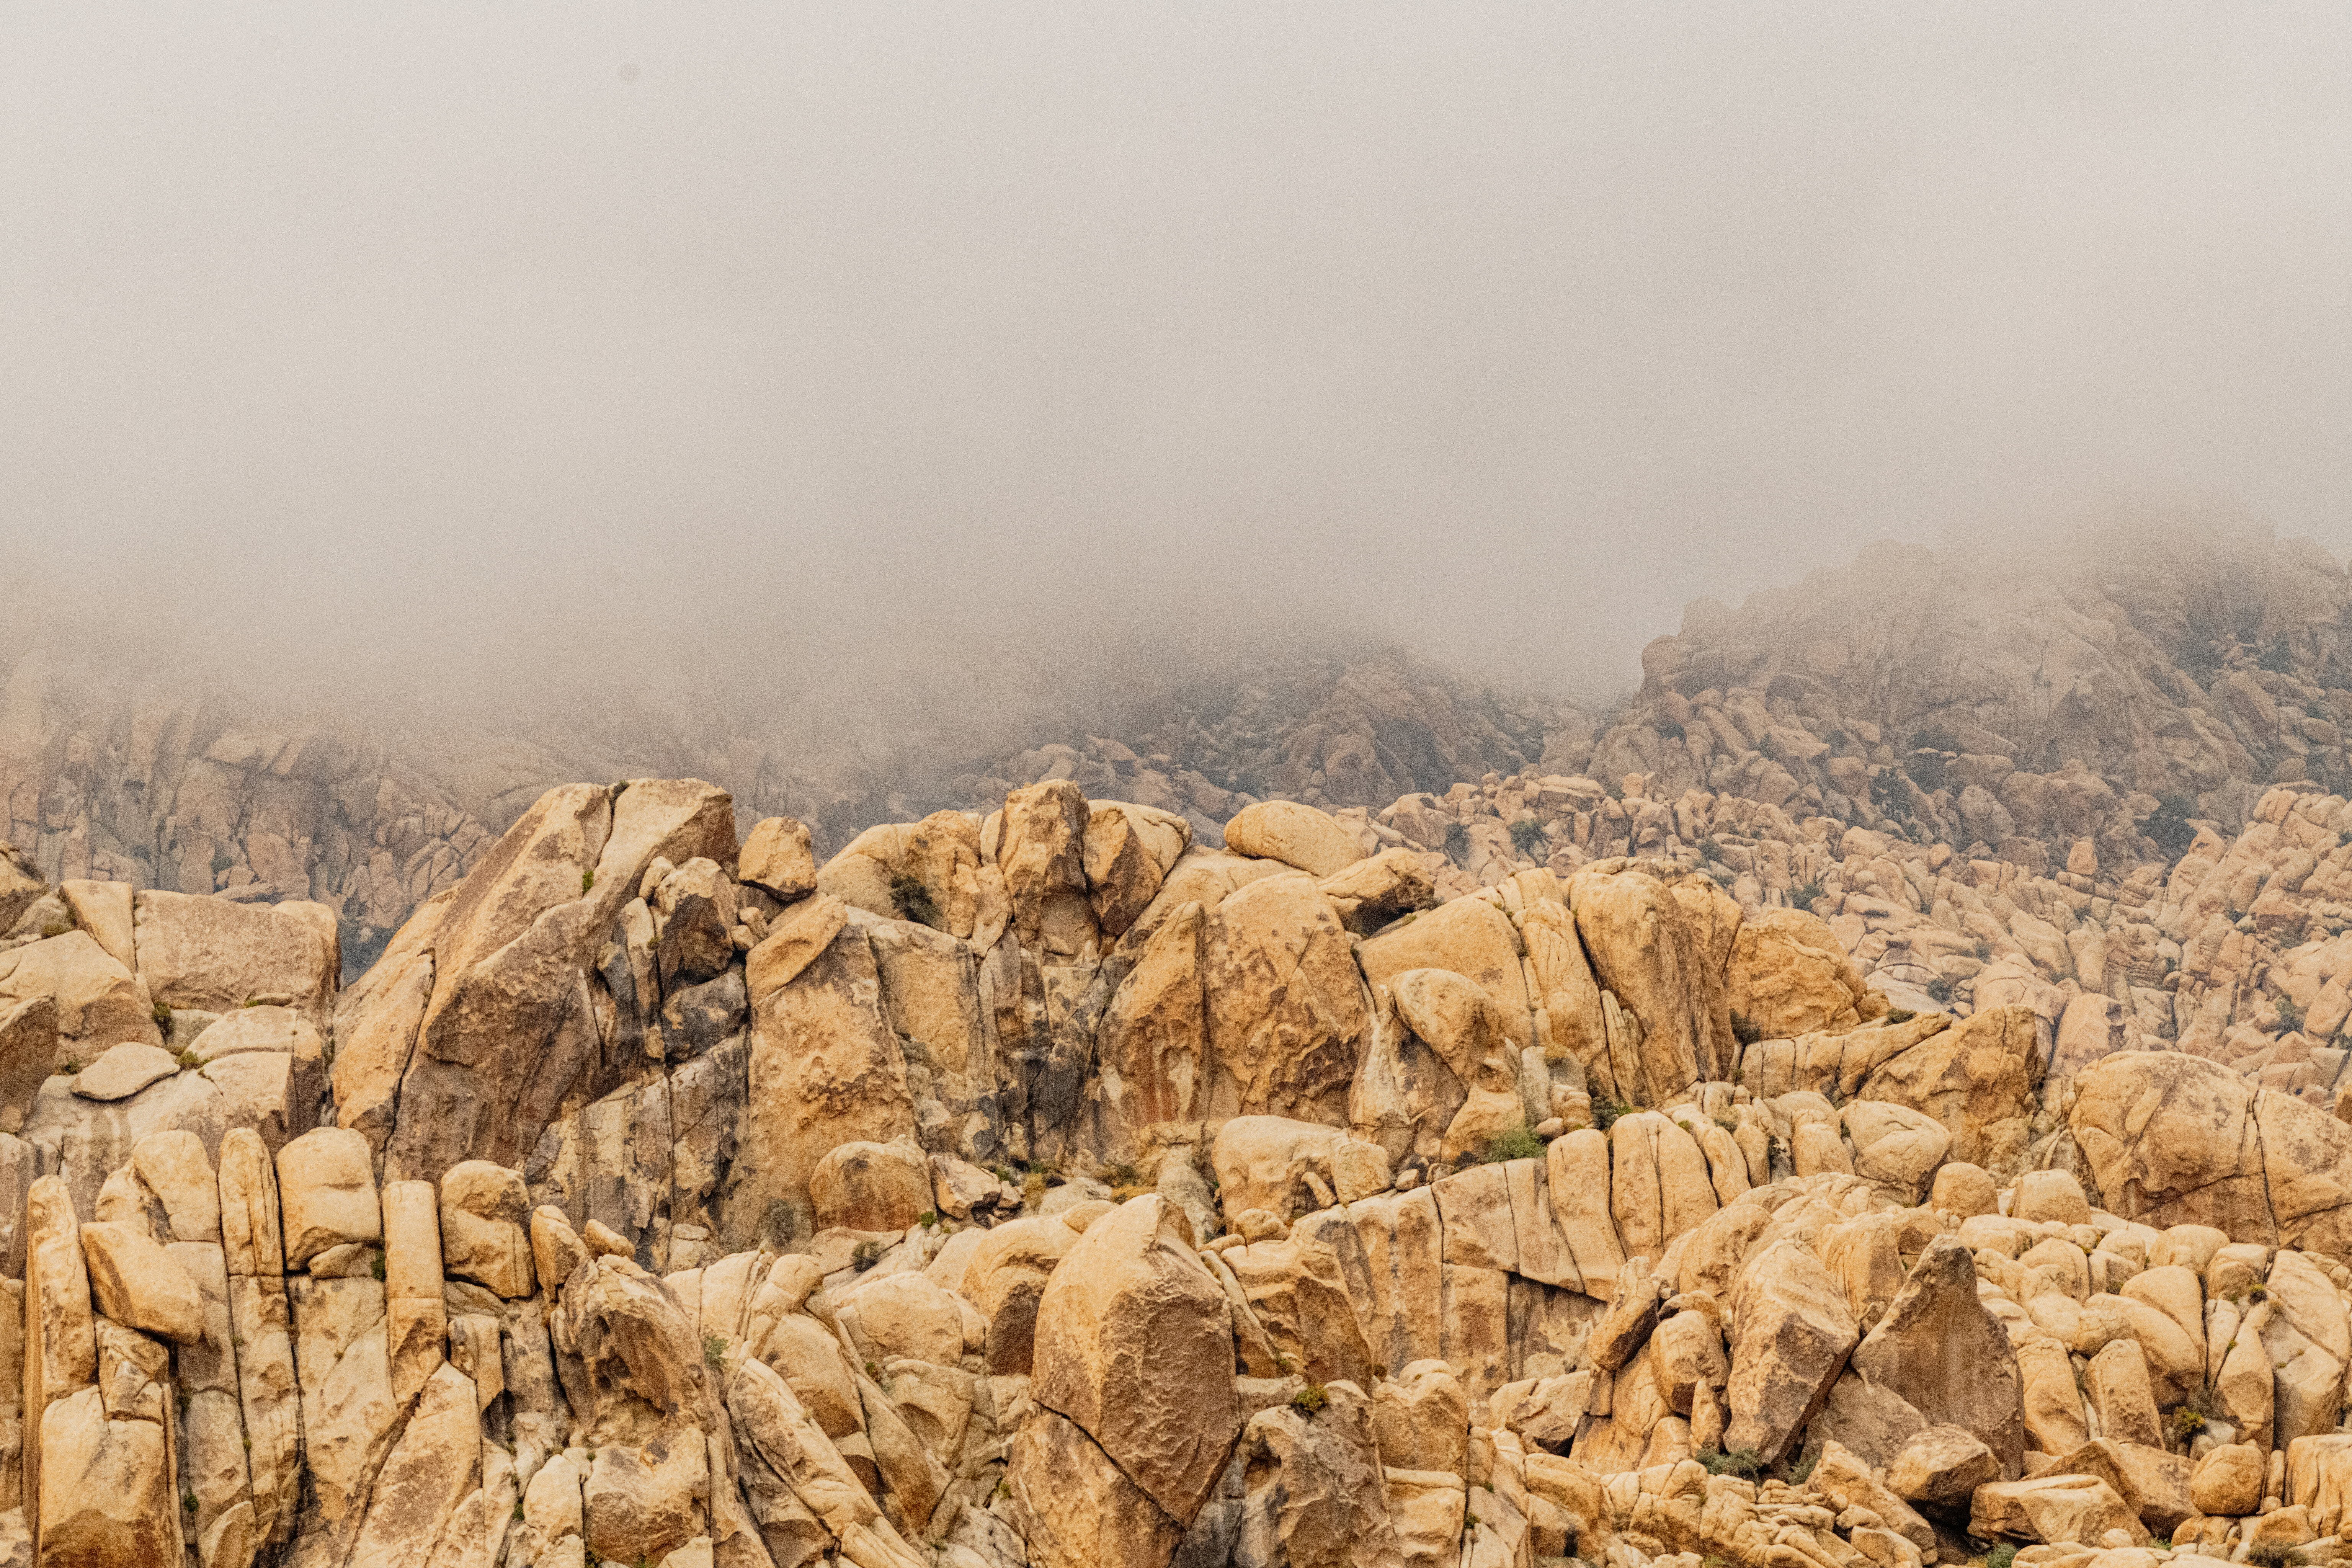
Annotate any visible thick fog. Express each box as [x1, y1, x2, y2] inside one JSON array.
[[5, 5, 2352, 713]]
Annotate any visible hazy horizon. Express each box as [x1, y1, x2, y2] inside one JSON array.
[[7, 6, 2352, 717]]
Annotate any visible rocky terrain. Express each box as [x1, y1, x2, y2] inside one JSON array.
[[0, 522, 2351, 1565]]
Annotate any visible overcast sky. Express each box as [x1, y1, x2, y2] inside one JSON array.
[[5, 5, 2351, 707]]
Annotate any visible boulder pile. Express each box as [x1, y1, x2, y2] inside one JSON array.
[[0, 771, 2341, 1567]]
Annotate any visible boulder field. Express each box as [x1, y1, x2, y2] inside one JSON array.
[[0, 778, 2350, 1567]]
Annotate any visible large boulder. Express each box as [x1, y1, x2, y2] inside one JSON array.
[[132, 890, 337, 1024], [336, 779, 735, 1183], [1210, 1116, 1392, 1221], [1030, 1196, 1240, 1526], [1223, 800, 1364, 878], [808, 1142, 931, 1233], [1568, 866, 1736, 1096], [1857, 1004, 2041, 1174], [2069, 1052, 2275, 1242], [1727, 909, 1872, 1039], [1722, 1238, 1859, 1465], [1202, 874, 1367, 1124], [742, 895, 916, 1243], [1849, 1238, 2025, 1477]]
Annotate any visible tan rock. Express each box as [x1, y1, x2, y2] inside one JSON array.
[[1547, 1129, 1627, 1300], [1373, 1360, 1469, 1475], [738, 816, 818, 901], [2016, 1169, 2094, 1225], [1727, 909, 1870, 1039], [0, 930, 160, 1056], [1225, 799, 1364, 878], [1084, 800, 1191, 938], [0, 992, 57, 1132], [1722, 1238, 1859, 1465], [1520, 900, 1611, 1098], [1358, 895, 1533, 1050], [531, 1205, 590, 1297], [1319, 849, 1436, 933], [436, 1160, 534, 1297], [583, 1423, 707, 1565], [132, 889, 336, 1023], [345, 1362, 483, 1568], [2084, 1338, 2163, 1447], [1811, 1439, 1936, 1552], [1608, 1112, 1719, 1260], [34, 1384, 180, 1565], [67, 1042, 178, 1102], [808, 1141, 931, 1234], [1841, 1100, 1951, 1202], [78, 1220, 203, 1344], [1928, 1162, 1998, 1217], [1094, 900, 1209, 1146], [2068, 1052, 2270, 1240], [1858, 1004, 2041, 1174], [998, 780, 1097, 959], [276, 1126, 382, 1269], [1230, 1380, 1404, 1568], [1969, 1473, 2149, 1545], [743, 903, 915, 1238], [1004, 1407, 1186, 1568], [129, 1128, 219, 1242], [1031, 1195, 1241, 1524], [1887, 1423, 2000, 1507], [1849, 1238, 2025, 1476], [2190, 1441, 2263, 1517], [1570, 866, 1736, 1094], [1203, 874, 1366, 1123], [1211, 1116, 1391, 1221]]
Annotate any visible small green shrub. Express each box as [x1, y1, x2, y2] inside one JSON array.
[[2170, 1406, 2206, 1442], [1444, 821, 1471, 859], [1290, 1383, 1328, 1416], [995, 1477, 1012, 1502], [1592, 1100, 1640, 1133], [864, 1359, 882, 1381], [513, 1499, 526, 1521], [851, 1239, 884, 1271], [1729, 1010, 1762, 1047], [1790, 879, 1825, 910], [152, 1001, 173, 1029], [1480, 1123, 1544, 1164], [1926, 976, 1954, 1004], [918, 1210, 939, 1228], [1509, 818, 1548, 856], [2277, 998, 2307, 1034], [370, 1251, 386, 1282], [581, 869, 595, 893], [1783, 1447, 1818, 1486], [1882, 1008, 1917, 1025], [1984, 1544, 2018, 1568], [703, 1332, 728, 1370], [183, 1491, 198, 1514], [1695, 1446, 1762, 1480], [39, 920, 65, 939], [2244, 1542, 2296, 1568]]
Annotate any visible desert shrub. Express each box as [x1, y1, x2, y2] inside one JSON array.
[[1480, 1123, 1544, 1163], [1696, 1447, 1762, 1480], [1510, 818, 1548, 856], [1290, 1384, 1328, 1416], [1730, 1010, 1762, 1047]]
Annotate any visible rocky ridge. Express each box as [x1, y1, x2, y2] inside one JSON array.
[[0, 760, 2347, 1566]]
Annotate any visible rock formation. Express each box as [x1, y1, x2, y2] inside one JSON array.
[[0, 522, 2350, 1563]]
